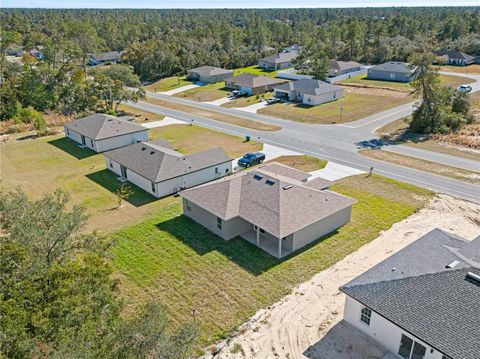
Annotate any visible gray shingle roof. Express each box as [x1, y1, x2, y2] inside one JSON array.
[[182, 164, 355, 238], [329, 60, 362, 71], [304, 177, 334, 190], [104, 141, 232, 183], [370, 61, 417, 74], [436, 51, 475, 62], [341, 229, 480, 359], [274, 79, 343, 96], [258, 162, 311, 182], [95, 51, 121, 62], [260, 52, 297, 64], [64, 114, 146, 140], [225, 74, 286, 88], [187, 66, 233, 76]]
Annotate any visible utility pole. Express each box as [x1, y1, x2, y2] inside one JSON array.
[[339, 107, 344, 123]]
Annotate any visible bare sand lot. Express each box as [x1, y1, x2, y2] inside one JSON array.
[[207, 195, 480, 359]]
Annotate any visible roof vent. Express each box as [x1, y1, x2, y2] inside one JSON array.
[[446, 260, 460, 269], [253, 174, 263, 181], [265, 179, 276, 186], [466, 271, 480, 284], [282, 184, 293, 190], [149, 151, 155, 155], [141, 147, 146, 151]]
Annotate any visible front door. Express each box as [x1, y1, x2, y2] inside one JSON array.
[[81, 135, 86, 145], [120, 165, 127, 179]]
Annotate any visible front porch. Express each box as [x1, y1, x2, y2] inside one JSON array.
[[241, 229, 292, 259]]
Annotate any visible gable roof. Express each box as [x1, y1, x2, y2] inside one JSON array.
[[260, 52, 297, 64], [225, 74, 286, 88], [104, 141, 232, 183], [370, 61, 417, 74], [64, 114, 146, 140], [182, 165, 355, 238], [341, 229, 480, 359], [187, 66, 233, 76], [330, 60, 363, 71], [258, 162, 311, 182], [95, 51, 121, 62], [283, 44, 302, 53], [274, 79, 343, 96], [436, 50, 475, 62]]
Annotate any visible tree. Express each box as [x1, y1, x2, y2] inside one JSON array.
[[115, 183, 134, 208]]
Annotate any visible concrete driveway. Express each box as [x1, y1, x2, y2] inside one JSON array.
[[309, 162, 366, 181], [160, 83, 202, 95], [141, 116, 186, 128]]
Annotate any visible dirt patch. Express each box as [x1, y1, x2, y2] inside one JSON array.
[[343, 86, 412, 99], [207, 195, 480, 358], [117, 104, 165, 123], [267, 155, 327, 172]]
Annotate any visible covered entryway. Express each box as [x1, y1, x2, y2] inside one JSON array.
[[241, 226, 293, 258]]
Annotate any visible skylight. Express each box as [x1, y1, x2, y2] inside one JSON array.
[[265, 179, 276, 186], [253, 174, 263, 181]]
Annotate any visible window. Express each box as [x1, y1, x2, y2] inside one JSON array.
[[360, 307, 372, 326], [225, 168, 229, 173], [215, 167, 219, 174], [109, 160, 113, 168], [90, 139, 94, 147], [398, 335, 426, 359], [217, 217, 222, 230], [185, 200, 191, 212], [151, 182, 156, 193], [66, 129, 70, 135], [259, 228, 265, 235]]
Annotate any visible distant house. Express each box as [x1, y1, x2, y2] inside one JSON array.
[[435, 51, 475, 66], [259, 53, 297, 71], [225, 74, 287, 95], [340, 228, 480, 359], [104, 140, 233, 198], [64, 114, 148, 152], [276, 68, 314, 81], [5, 44, 25, 57], [274, 79, 343, 106], [367, 61, 419, 83], [186, 66, 234, 83], [282, 44, 302, 54], [329, 60, 363, 77], [181, 164, 355, 258], [89, 51, 122, 65], [29, 46, 44, 60]]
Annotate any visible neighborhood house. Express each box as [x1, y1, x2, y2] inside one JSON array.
[[341, 228, 480, 359], [104, 140, 233, 198], [274, 79, 344, 106], [64, 114, 148, 152], [282, 44, 302, 54], [186, 66, 234, 83], [89, 51, 121, 65], [258, 52, 297, 70], [181, 164, 355, 258], [329, 60, 363, 77], [435, 50, 476, 66], [225, 74, 287, 95], [367, 61, 419, 82]]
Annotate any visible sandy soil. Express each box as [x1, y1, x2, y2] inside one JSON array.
[[206, 195, 480, 359]]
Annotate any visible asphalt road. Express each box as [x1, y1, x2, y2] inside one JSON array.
[[127, 71, 480, 203]]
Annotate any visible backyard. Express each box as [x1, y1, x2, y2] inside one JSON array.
[[258, 88, 413, 124], [233, 65, 281, 77], [0, 125, 262, 232], [112, 173, 432, 351]]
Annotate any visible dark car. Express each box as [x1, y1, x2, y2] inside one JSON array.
[[238, 152, 265, 167], [266, 97, 282, 105]]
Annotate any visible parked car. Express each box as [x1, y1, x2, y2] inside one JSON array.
[[266, 97, 282, 105], [458, 84, 472, 93], [238, 152, 265, 167], [230, 90, 248, 98]]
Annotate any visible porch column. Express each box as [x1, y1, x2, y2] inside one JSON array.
[[256, 226, 260, 247], [278, 237, 282, 258]]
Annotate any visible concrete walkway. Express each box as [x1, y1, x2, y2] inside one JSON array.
[[235, 101, 270, 113], [309, 162, 366, 181], [141, 116, 186, 128], [204, 97, 232, 106], [160, 83, 202, 96]]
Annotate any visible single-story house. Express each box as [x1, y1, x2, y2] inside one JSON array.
[[259, 53, 297, 71], [225, 74, 287, 96], [340, 228, 480, 359], [276, 68, 314, 81], [104, 140, 233, 198], [187, 66, 234, 83], [4, 44, 24, 57], [329, 60, 363, 77], [181, 164, 355, 258], [367, 61, 419, 83], [274, 79, 343, 106], [89, 51, 121, 65], [435, 51, 475, 66], [64, 114, 148, 152], [282, 44, 302, 54]]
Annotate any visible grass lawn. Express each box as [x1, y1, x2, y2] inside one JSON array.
[[145, 97, 281, 131], [267, 155, 327, 172], [258, 90, 412, 124], [117, 104, 165, 123], [143, 76, 192, 92], [222, 93, 273, 108], [439, 74, 475, 88], [439, 64, 480, 75], [233, 65, 281, 78], [112, 174, 432, 350], [360, 149, 480, 184], [149, 124, 262, 158], [1, 126, 262, 232], [375, 117, 411, 137], [173, 82, 230, 102]]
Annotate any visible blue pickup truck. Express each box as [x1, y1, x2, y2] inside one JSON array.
[[238, 152, 266, 167]]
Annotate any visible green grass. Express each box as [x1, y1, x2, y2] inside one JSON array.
[[143, 76, 192, 92], [173, 82, 230, 102], [233, 65, 283, 78], [222, 92, 273, 108], [112, 174, 432, 349]]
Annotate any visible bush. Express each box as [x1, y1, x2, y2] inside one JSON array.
[[13, 106, 43, 124]]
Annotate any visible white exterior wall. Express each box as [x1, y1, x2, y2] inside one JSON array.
[[95, 131, 148, 152], [64, 128, 96, 151], [343, 296, 445, 359], [303, 89, 343, 106], [292, 205, 352, 252]]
